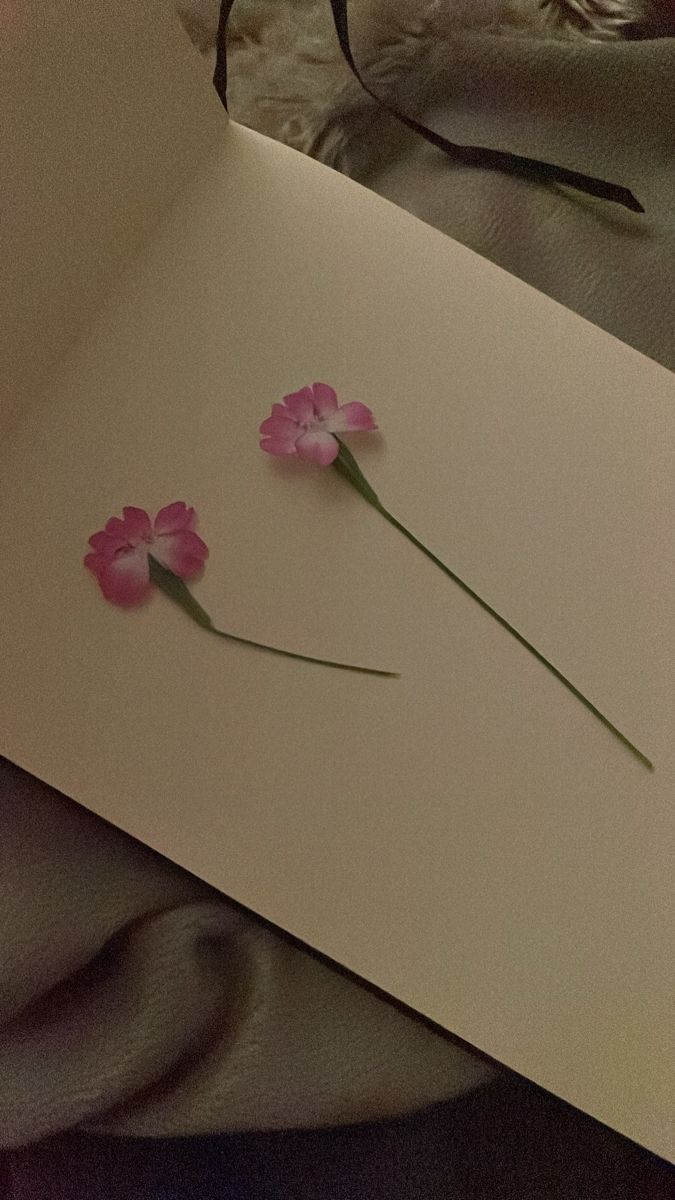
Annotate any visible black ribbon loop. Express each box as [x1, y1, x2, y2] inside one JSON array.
[[214, 0, 643, 213]]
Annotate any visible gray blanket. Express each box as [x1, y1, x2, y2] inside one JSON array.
[[222, 0, 675, 369]]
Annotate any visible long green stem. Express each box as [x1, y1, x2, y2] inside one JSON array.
[[148, 556, 398, 678], [333, 440, 652, 771]]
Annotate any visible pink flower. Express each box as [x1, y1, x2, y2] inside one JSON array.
[[259, 382, 376, 466], [84, 502, 208, 607]]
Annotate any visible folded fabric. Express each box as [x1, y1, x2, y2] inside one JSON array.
[[222, 0, 675, 370], [0, 760, 490, 1146], [8, 1076, 673, 1199]]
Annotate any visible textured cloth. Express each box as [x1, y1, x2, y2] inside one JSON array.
[[358, 33, 675, 371], [0, 760, 490, 1148], [8, 1078, 674, 1199], [218, 0, 675, 370]]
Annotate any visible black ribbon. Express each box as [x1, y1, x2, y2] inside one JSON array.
[[214, 0, 643, 213]]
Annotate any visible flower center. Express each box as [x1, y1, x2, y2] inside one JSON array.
[[114, 533, 154, 558], [300, 416, 327, 433]]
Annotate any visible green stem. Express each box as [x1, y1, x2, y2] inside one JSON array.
[[333, 441, 653, 771], [148, 556, 398, 678]]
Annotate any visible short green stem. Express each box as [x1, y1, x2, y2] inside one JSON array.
[[148, 556, 398, 678], [332, 441, 653, 771]]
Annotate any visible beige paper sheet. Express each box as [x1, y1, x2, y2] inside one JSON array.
[[2, 3, 674, 1163], [0, 0, 223, 436]]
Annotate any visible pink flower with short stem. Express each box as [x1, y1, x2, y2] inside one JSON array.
[[84, 502, 208, 607], [259, 382, 376, 466], [259, 383, 652, 770], [84, 501, 397, 678]]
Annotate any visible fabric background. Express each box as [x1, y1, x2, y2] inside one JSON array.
[[0, 760, 490, 1148]]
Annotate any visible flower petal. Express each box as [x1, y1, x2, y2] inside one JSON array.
[[84, 550, 107, 578], [296, 429, 339, 466], [282, 388, 315, 423], [310, 382, 338, 419], [325, 401, 377, 434], [104, 516, 128, 538], [88, 530, 127, 555], [121, 506, 153, 541], [268, 403, 294, 422], [260, 437, 298, 457], [153, 530, 208, 579], [259, 416, 301, 458], [154, 501, 196, 537], [87, 546, 151, 607], [259, 414, 300, 438]]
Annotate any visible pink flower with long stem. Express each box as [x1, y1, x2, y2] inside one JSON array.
[[84, 502, 208, 607], [260, 382, 376, 466], [85, 503, 396, 678], [260, 384, 652, 771]]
